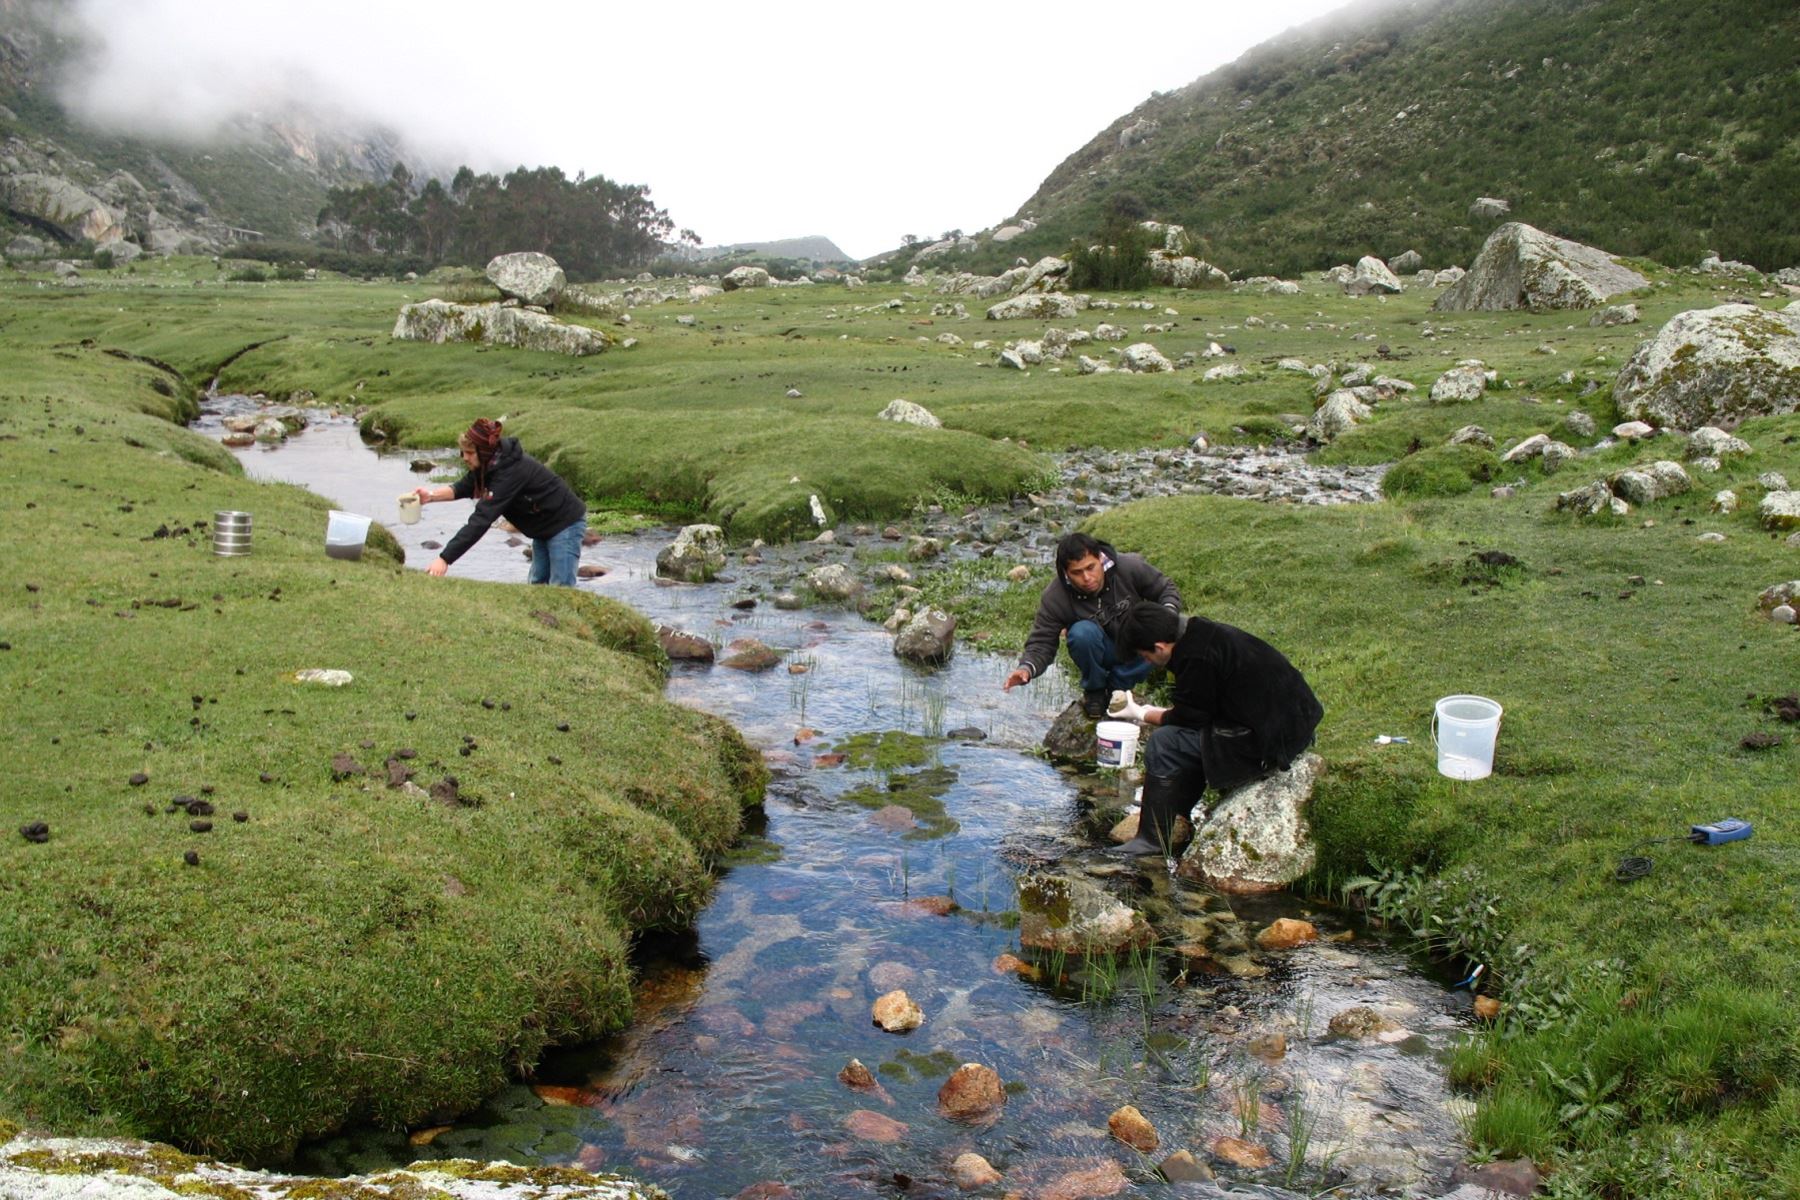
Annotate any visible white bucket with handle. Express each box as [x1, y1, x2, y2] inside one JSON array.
[[1096, 720, 1140, 770], [1432, 694, 1502, 780]]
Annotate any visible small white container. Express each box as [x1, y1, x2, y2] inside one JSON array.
[[1432, 694, 1503, 780], [1095, 720, 1140, 770], [397, 493, 421, 525], [325, 510, 372, 560]]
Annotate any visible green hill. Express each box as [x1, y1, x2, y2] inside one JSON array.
[[998, 0, 1799, 276]]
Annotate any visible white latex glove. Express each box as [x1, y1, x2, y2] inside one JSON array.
[[1108, 690, 1150, 722]]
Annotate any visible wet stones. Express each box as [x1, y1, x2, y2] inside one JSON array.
[[842, 1109, 908, 1142], [951, 1152, 1002, 1189], [871, 989, 924, 1032], [1179, 753, 1322, 893], [1328, 1005, 1401, 1039], [657, 625, 715, 663], [656, 524, 727, 582], [937, 1063, 1005, 1122], [1255, 918, 1319, 950], [805, 564, 863, 604], [721, 639, 782, 672], [1107, 1104, 1157, 1152], [892, 608, 956, 665], [837, 1058, 880, 1091]]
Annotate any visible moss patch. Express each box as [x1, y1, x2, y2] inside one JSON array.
[[837, 730, 934, 771], [840, 766, 959, 840]]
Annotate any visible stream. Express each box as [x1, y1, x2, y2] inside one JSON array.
[[195, 398, 1469, 1199]]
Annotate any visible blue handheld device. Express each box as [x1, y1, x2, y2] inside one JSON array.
[[1689, 818, 1753, 846]]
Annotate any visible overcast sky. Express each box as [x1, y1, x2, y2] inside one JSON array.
[[60, 0, 1353, 260]]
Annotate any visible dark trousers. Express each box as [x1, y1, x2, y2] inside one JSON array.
[[1143, 723, 1272, 814]]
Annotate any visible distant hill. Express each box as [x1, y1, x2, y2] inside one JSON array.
[[996, 0, 1799, 276], [0, 0, 420, 255], [681, 235, 853, 265]]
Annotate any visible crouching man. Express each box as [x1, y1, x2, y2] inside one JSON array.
[[1107, 602, 1323, 857]]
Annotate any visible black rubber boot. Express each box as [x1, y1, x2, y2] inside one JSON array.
[[1115, 773, 1191, 856]]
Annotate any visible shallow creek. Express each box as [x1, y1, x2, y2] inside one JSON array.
[[196, 399, 1469, 1199]]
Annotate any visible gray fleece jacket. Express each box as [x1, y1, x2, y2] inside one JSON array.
[[1015, 542, 1181, 681]]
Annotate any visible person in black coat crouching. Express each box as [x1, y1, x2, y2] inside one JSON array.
[[1107, 601, 1323, 857], [413, 417, 588, 585]]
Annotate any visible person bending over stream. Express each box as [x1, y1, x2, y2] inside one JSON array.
[[1107, 601, 1323, 857], [412, 418, 588, 585], [1002, 532, 1181, 718]]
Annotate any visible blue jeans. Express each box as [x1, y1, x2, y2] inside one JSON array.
[[529, 519, 586, 587], [1066, 619, 1153, 694]]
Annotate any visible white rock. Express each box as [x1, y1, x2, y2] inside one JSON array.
[[485, 251, 566, 307], [1759, 492, 1800, 530], [1120, 343, 1174, 373], [1614, 304, 1800, 428], [878, 399, 941, 429], [1436, 221, 1646, 311], [1344, 255, 1404, 296], [1430, 364, 1489, 403]]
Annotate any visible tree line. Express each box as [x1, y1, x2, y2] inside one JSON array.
[[316, 164, 697, 278]]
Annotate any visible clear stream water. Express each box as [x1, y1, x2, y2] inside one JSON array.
[[195, 399, 1473, 1199]]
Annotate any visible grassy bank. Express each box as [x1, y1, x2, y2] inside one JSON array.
[[0, 332, 763, 1161], [4, 254, 1798, 1192]]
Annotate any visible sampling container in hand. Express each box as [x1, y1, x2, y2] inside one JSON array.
[[1432, 694, 1503, 780], [213, 510, 252, 557], [397, 493, 421, 525], [1096, 720, 1140, 771], [325, 510, 372, 561]]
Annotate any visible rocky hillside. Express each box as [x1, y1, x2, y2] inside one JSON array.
[[999, 0, 1799, 276], [678, 235, 854, 265], [0, 0, 409, 257]]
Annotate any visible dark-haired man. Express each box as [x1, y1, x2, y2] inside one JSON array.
[[1001, 532, 1181, 718], [1108, 601, 1322, 856]]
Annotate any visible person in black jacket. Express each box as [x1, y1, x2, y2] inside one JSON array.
[[1108, 601, 1323, 857], [412, 418, 588, 585], [1002, 533, 1182, 718]]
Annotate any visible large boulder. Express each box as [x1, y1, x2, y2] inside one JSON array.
[[1308, 390, 1373, 442], [1120, 343, 1174, 373], [893, 608, 956, 665], [1344, 256, 1404, 296], [656, 524, 727, 582], [484, 252, 565, 307], [1177, 753, 1323, 892], [1612, 304, 1800, 429], [1430, 363, 1490, 403], [877, 399, 942, 428], [1017, 871, 1154, 954], [986, 292, 1082, 321], [1148, 251, 1228, 289], [0, 173, 123, 242], [1435, 222, 1648, 312], [721, 265, 770, 291], [5, 233, 46, 259], [1014, 255, 1070, 294], [392, 300, 609, 356]]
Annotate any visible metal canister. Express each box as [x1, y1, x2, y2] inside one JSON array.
[[213, 510, 252, 557]]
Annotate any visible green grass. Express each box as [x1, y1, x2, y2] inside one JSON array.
[[3, 254, 1798, 1192], [0, 324, 763, 1162]]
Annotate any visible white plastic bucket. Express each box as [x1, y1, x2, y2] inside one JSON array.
[[1432, 694, 1503, 780], [325, 510, 372, 561], [397, 493, 421, 525], [1096, 720, 1140, 771]]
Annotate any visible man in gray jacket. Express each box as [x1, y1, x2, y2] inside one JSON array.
[[1002, 532, 1182, 718]]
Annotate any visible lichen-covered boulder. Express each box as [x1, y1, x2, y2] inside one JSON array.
[[877, 399, 941, 428], [485, 251, 566, 307], [986, 293, 1083, 321], [1345, 255, 1404, 296], [1014, 255, 1070, 294], [806, 563, 864, 604], [1760, 492, 1800, 530], [656, 523, 727, 582], [1589, 303, 1641, 327], [1608, 460, 1691, 505], [1120, 343, 1174, 373], [1430, 364, 1489, 403], [1687, 426, 1754, 460], [1178, 753, 1323, 893], [0, 172, 123, 242], [1613, 304, 1800, 429], [1556, 480, 1629, 518], [1307, 390, 1372, 442], [1435, 222, 1648, 311], [392, 300, 610, 356], [1017, 871, 1154, 954], [892, 608, 955, 665], [721, 265, 769, 291]]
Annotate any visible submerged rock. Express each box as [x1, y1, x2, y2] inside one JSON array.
[[892, 608, 956, 665], [937, 1063, 1005, 1122], [1017, 870, 1154, 954]]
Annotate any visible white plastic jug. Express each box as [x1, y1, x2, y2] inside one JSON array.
[[1432, 695, 1503, 780], [326, 510, 372, 560], [1095, 720, 1140, 770]]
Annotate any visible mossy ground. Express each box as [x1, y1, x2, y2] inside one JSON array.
[[3, 254, 1797, 1193]]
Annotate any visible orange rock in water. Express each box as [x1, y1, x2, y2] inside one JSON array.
[[1256, 918, 1319, 950], [1038, 1158, 1129, 1199], [839, 1058, 878, 1090], [1474, 994, 1503, 1021], [575, 1143, 607, 1171], [407, 1124, 451, 1146], [1107, 1104, 1158, 1152], [952, 1151, 1002, 1189], [938, 1062, 1005, 1122], [901, 894, 957, 917], [843, 1108, 909, 1142], [991, 952, 1036, 978], [532, 1084, 591, 1106], [1209, 1136, 1274, 1168], [813, 752, 846, 768], [871, 989, 924, 1032], [1248, 1032, 1288, 1062], [793, 728, 818, 744]]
